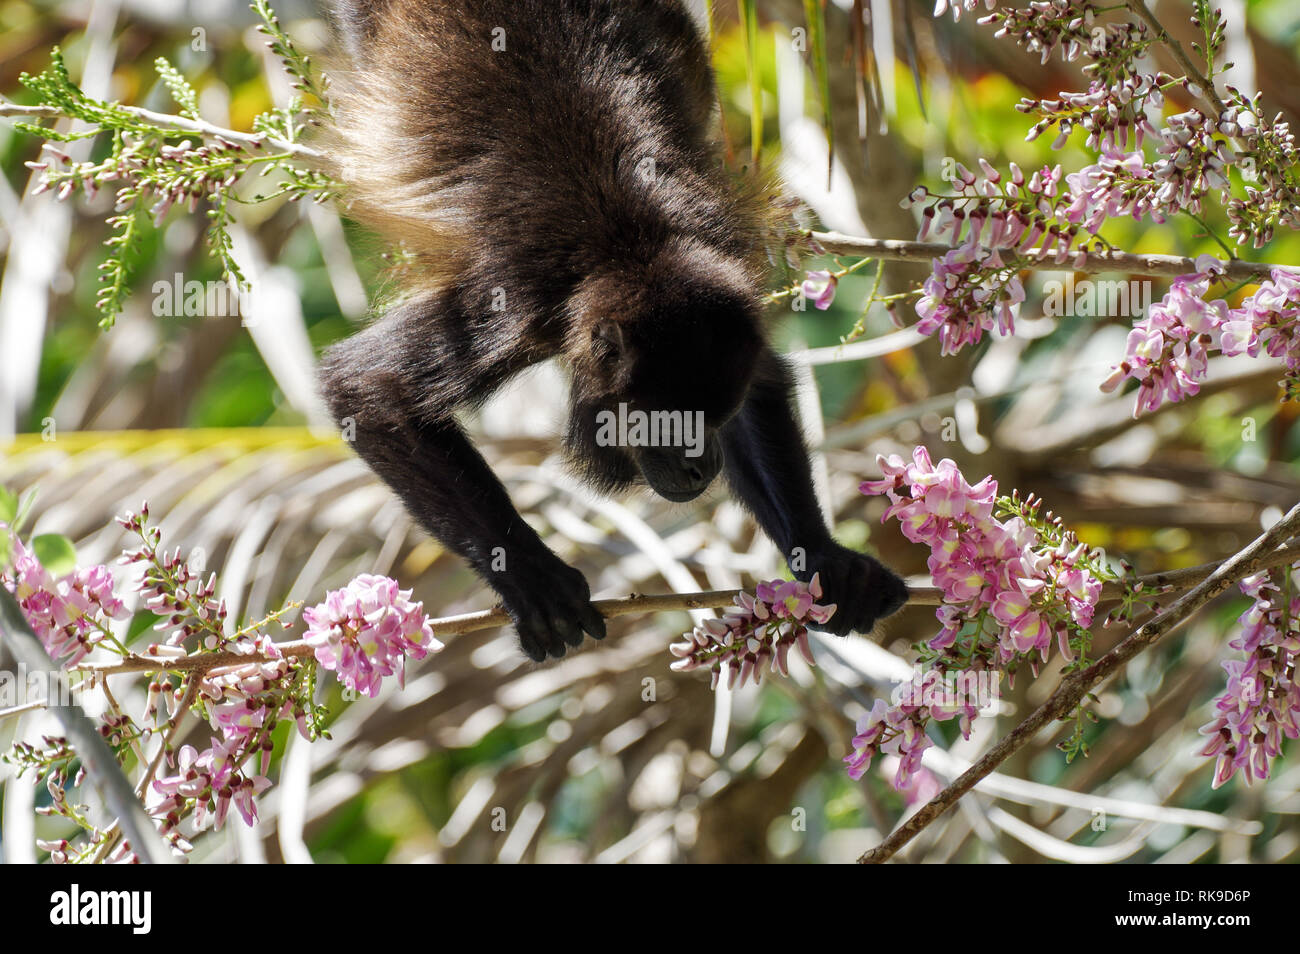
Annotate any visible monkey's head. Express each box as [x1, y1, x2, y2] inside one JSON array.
[[564, 243, 764, 502]]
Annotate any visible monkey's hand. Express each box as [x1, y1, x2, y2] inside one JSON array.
[[794, 541, 908, 636], [496, 551, 607, 662]]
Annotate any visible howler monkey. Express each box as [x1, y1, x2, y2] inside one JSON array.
[[318, 0, 908, 662]]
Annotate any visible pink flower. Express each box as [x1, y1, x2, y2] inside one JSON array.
[[148, 740, 272, 832], [1199, 564, 1300, 788], [2, 536, 129, 666], [302, 574, 441, 698], [801, 270, 837, 310], [844, 698, 935, 788], [1105, 265, 1300, 413], [1219, 268, 1300, 395], [1063, 150, 1157, 232]]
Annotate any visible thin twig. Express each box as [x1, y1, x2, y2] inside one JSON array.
[[99, 676, 149, 773], [857, 503, 1300, 863], [0, 677, 91, 721], [74, 589, 751, 677], [137, 677, 200, 797], [91, 677, 203, 866]]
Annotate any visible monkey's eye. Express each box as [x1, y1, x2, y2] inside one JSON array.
[[591, 319, 626, 368]]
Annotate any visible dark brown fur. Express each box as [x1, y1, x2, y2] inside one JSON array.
[[318, 0, 906, 661]]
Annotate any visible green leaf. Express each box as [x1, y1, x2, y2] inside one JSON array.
[[32, 533, 77, 577], [0, 530, 11, 570], [738, 0, 763, 167], [12, 488, 38, 535], [804, 0, 832, 187], [0, 486, 17, 526], [250, 0, 330, 115], [154, 57, 200, 120], [96, 193, 151, 329], [9, 121, 98, 143]]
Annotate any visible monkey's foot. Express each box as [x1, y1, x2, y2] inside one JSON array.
[[796, 542, 909, 636], [498, 555, 607, 662]]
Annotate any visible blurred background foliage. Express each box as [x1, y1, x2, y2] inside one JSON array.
[[1, 0, 1299, 863]]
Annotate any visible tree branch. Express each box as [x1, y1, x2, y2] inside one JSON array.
[[857, 502, 1300, 864], [0, 99, 326, 165], [68, 541, 1300, 679], [811, 231, 1285, 283]]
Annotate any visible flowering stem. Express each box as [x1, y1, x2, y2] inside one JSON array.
[[811, 231, 1282, 283], [0, 98, 326, 166], [67, 542, 1300, 679], [1183, 210, 1236, 260], [768, 254, 878, 302], [137, 677, 199, 798], [85, 678, 202, 865], [98, 677, 149, 773], [858, 501, 1300, 864], [74, 589, 751, 676]]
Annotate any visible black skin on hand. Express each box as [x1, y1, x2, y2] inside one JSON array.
[[318, 0, 908, 661]]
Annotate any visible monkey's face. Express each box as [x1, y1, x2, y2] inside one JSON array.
[[565, 252, 764, 502], [576, 310, 759, 504]]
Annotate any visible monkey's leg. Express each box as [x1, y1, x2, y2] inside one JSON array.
[[720, 349, 908, 635], [320, 325, 606, 662]]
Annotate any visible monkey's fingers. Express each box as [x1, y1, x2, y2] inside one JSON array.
[[517, 624, 552, 663], [576, 601, 607, 642], [552, 613, 586, 652]]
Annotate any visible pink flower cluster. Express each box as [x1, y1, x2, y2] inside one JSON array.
[[849, 447, 1106, 787], [1100, 265, 1226, 415], [985, 0, 1104, 66], [1198, 567, 1300, 788], [669, 576, 836, 690], [1218, 268, 1300, 393], [845, 698, 932, 788], [148, 740, 269, 833], [863, 447, 1103, 661], [1064, 150, 1163, 232], [845, 669, 984, 788], [1023, 73, 1164, 153], [2, 536, 128, 666], [147, 634, 302, 834], [302, 573, 442, 698], [1149, 108, 1233, 216], [914, 239, 1026, 356], [139, 558, 226, 647], [1102, 263, 1300, 415], [149, 576, 441, 837]]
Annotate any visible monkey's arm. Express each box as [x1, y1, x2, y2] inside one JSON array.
[[319, 303, 606, 661], [720, 349, 908, 634]]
